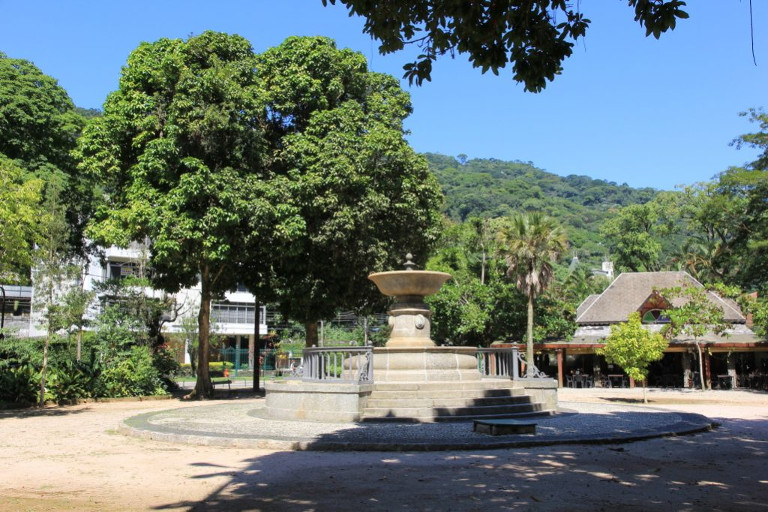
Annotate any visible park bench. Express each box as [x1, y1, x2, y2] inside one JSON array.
[[473, 418, 537, 436], [211, 378, 232, 391]]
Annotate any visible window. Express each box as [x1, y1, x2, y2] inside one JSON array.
[[641, 309, 670, 324], [107, 261, 139, 280], [211, 302, 261, 325]]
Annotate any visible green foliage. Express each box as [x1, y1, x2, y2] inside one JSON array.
[[0, 157, 44, 282], [426, 216, 577, 346], [598, 312, 668, 385], [661, 285, 729, 342], [497, 212, 567, 376], [77, 31, 297, 397], [100, 345, 166, 398], [0, 52, 84, 171], [152, 347, 180, 390], [749, 298, 768, 338], [0, 365, 38, 405], [47, 360, 101, 403], [323, 1, 687, 92], [259, 37, 443, 341], [731, 108, 768, 171], [427, 153, 657, 265], [661, 284, 729, 390], [600, 195, 682, 272], [0, 52, 95, 255]]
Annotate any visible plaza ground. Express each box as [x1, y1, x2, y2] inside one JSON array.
[[1, 388, 767, 511]]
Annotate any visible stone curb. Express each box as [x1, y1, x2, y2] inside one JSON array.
[[120, 404, 718, 452]]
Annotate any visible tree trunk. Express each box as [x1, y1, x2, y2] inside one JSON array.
[[695, 341, 706, 391], [305, 321, 318, 347], [76, 328, 83, 362], [190, 265, 214, 399], [253, 296, 260, 392], [39, 331, 50, 407], [526, 293, 535, 378], [480, 246, 486, 286]]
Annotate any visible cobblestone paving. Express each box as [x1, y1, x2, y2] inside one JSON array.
[[122, 399, 715, 451]]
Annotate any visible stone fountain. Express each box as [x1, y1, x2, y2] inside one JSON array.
[[265, 254, 557, 423], [367, 253, 482, 382]]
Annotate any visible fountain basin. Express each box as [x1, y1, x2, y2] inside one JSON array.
[[368, 270, 451, 298], [372, 347, 481, 382]]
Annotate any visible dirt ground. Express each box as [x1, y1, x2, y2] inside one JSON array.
[[1, 388, 767, 511]]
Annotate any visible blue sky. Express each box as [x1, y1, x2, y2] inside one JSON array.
[[1, 1, 765, 190]]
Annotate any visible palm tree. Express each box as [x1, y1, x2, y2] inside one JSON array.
[[497, 213, 567, 377]]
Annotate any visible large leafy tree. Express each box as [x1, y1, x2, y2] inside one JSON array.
[[0, 52, 92, 255], [323, 0, 688, 92], [33, 177, 78, 406], [661, 285, 728, 390], [258, 36, 443, 346], [600, 197, 679, 272], [77, 31, 292, 398], [0, 157, 44, 283], [497, 212, 567, 376], [598, 312, 668, 403], [674, 109, 768, 292]]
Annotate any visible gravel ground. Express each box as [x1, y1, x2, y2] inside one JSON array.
[[1, 388, 767, 511]]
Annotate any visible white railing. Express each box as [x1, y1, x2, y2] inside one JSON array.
[[302, 347, 373, 383], [478, 346, 548, 379]]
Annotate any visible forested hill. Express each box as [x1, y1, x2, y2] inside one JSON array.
[[425, 153, 659, 259]]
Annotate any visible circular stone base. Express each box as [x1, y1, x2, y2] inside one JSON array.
[[372, 347, 480, 382]]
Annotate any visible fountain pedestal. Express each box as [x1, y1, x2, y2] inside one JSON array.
[[265, 254, 558, 422]]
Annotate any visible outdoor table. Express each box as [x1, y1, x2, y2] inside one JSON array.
[[570, 374, 593, 388], [716, 374, 734, 389], [606, 374, 627, 388]]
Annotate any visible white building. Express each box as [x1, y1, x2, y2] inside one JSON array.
[[18, 242, 267, 368]]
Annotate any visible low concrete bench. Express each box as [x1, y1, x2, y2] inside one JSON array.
[[212, 378, 232, 391], [473, 418, 537, 436]]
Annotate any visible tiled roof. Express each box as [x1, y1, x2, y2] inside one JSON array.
[[575, 271, 746, 325]]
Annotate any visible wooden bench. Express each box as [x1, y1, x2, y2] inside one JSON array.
[[211, 378, 232, 391], [473, 419, 537, 436]]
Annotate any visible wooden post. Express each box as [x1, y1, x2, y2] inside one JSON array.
[[248, 333, 255, 370], [253, 298, 260, 392], [556, 349, 564, 388], [703, 349, 712, 390]]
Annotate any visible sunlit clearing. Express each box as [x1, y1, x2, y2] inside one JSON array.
[[541, 460, 567, 468], [381, 458, 401, 464], [697, 481, 729, 489]]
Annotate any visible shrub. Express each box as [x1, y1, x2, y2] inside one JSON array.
[[101, 346, 166, 397], [152, 347, 181, 390], [0, 365, 38, 405], [47, 360, 102, 403]]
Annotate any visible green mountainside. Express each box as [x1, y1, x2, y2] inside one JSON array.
[[425, 153, 659, 261]]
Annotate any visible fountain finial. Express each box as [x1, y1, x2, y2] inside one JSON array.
[[403, 253, 417, 271]]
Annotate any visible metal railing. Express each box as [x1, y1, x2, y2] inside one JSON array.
[[302, 346, 373, 383], [478, 346, 548, 379]]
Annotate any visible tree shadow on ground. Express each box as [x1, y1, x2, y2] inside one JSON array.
[[0, 405, 91, 418], [152, 414, 768, 511]]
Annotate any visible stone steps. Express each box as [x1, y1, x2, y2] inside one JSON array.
[[365, 395, 533, 409], [361, 405, 551, 423], [371, 380, 521, 392], [360, 379, 553, 423]]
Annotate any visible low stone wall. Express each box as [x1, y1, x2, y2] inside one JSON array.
[[518, 378, 559, 411], [265, 380, 373, 422]]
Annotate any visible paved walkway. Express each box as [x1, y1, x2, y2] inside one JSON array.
[[121, 398, 715, 451]]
